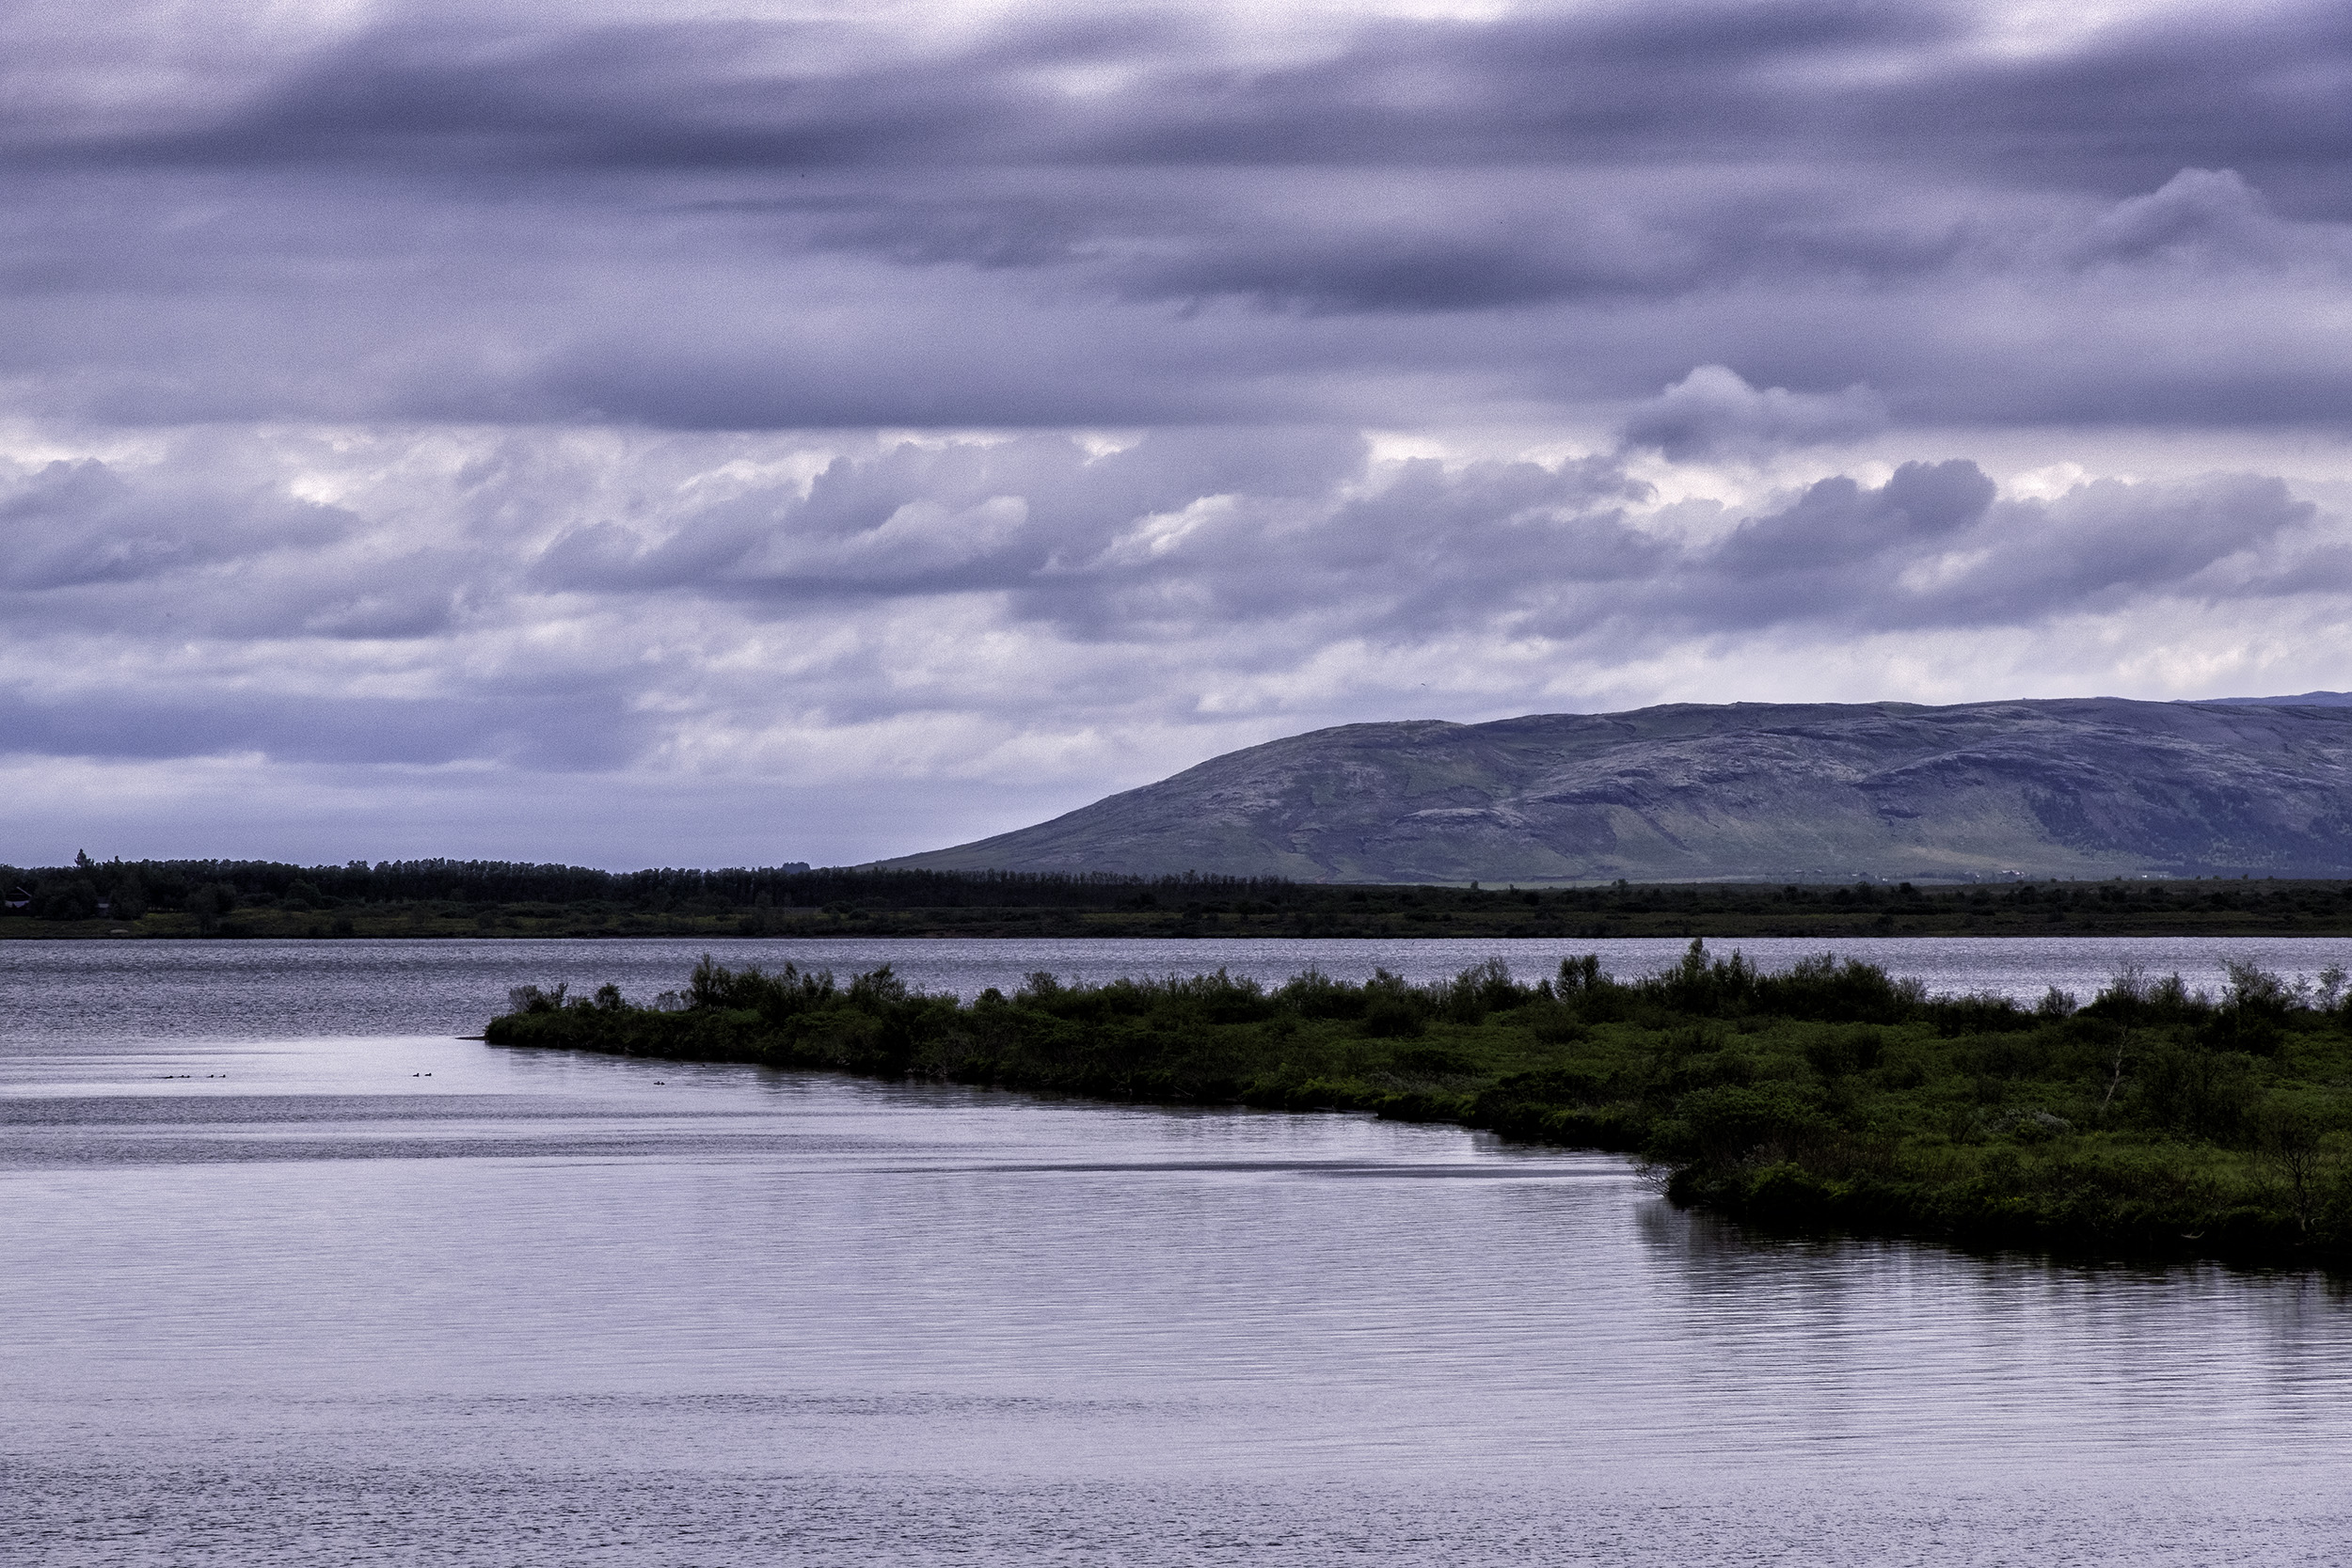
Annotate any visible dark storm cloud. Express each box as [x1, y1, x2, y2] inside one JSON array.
[[19, 3, 2344, 195], [1867, 12, 2352, 212], [0, 2, 2346, 432]]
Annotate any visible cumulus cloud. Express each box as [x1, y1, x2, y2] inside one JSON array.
[[0, 457, 350, 593], [2069, 169, 2296, 269], [1667, 466, 2316, 633], [3, 424, 2344, 857], [1619, 366, 1889, 458]]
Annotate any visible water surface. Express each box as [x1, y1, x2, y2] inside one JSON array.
[[6, 942, 2350, 1564], [11, 931, 2352, 1045]]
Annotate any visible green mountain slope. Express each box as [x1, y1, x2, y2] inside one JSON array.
[[882, 698, 2352, 882]]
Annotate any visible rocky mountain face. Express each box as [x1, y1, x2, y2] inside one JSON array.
[[883, 698, 2352, 882]]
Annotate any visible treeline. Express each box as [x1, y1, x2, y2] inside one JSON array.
[[487, 943, 2352, 1270], [9, 852, 2352, 938], [0, 854, 700, 922], [0, 855, 1293, 923]]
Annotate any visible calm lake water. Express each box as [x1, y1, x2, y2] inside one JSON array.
[[7, 938, 2352, 1564]]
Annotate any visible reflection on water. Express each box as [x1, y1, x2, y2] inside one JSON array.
[[5, 944, 2352, 1563]]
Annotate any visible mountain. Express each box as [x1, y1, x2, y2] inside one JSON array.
[[882, 698, 2352, 882], [2208, 690, 2352, 707]]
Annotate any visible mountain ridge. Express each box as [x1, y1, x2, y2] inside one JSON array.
[[882, 697, 2352, 882]]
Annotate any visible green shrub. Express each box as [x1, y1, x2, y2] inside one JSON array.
[[1390, 1044, 1478, 1077]]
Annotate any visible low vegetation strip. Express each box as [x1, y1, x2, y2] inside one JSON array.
[[15, 855, 2352, 938], [485, 943, 2352, 1272]]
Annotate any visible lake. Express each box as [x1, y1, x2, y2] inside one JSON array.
[[6, 938, 2351, 1564]]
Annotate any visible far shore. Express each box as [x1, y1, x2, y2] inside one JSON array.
[[12, 879, 2352, 942], [13, 864, 2352, 942]]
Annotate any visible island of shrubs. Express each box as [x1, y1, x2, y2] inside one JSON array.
[[487, 941, 2352, 1271]]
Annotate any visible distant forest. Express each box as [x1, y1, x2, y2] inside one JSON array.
[[8, 854, 2352, 938]]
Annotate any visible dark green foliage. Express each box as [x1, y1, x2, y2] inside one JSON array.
[[1956, 1033, 2052, 1080], [508, 983, 568, 1014], [1803, 1027, 1884, 1078], [187, 882, 240, 919], [33, 877, 102, 921], [1278, 968, 1369, 1020], [2134, 1041, 2259, 1141], [1359, 972, 1430, 1038], [1436, 958, 1520, 1023], [1921, 992, 2038, 1036], [1549, 939, 1925, 1024], [1647, 1083, 1835, 1168], [107, 877, 148, 921], [685, 955, 839, 1019], [1390, 1045, 1479, 1077], [0, 857, 1279, 922], [1750, 953, 1922, 1022]]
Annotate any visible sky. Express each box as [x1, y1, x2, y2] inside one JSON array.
[[4, 0, 2350, 869]]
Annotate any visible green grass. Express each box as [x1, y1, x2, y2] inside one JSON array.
[[485, 943, 2352, 1272]]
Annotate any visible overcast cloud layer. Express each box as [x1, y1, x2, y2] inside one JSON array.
[[4, 0, 2350, 866]]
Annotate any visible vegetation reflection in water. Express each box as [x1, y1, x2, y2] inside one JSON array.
[[488, 942, 2352, 1272]]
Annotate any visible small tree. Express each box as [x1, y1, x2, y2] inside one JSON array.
[[2256, 1100, 2327, 1233], [507, 983, 568, 1014]]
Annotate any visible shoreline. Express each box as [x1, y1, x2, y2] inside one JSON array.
[[19, 914, 2352, 941]]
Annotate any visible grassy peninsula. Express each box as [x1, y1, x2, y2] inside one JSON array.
[[487, 944, 2352, 1273]]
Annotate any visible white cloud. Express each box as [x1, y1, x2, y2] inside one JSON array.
[[2, 416, 2348, 863]]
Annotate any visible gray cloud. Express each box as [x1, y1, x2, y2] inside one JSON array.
[[532, 427, 1375, 602], [15, 3, 2343, 197], [4, 2, 2350, 862], [0, 685, 640, 769], [2069, 169, 2297, 269], [1620, 366, 1889, 459], [0, 458, 350, 592], [0, 5, 2345, 436], [1655, 467, 2317, 634], [8, 429, 2337, 791], [1710, 461, 1994, 579]]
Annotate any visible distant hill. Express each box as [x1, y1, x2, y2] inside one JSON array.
[[882, 699, 2352, 882], [2208, 690, 2352, 707]]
